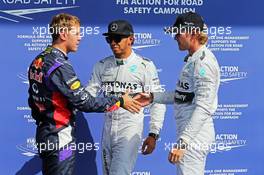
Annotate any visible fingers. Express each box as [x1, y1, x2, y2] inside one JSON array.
[[168, 149, 183, 164], [126, 104, 140, 113], [122, 93, 142, 113], [133, 94, 141, 100], [133, 99, 143, 107], [143, 145, 154, 155], [141, 141, 147, 153], [130, 100, 141, 113], [121, 91, 153, 112], [142, 137, 156, 155], [141, 92, 151, 98], [168, 152, 173, 163], [133, 93, 150, 100], [126, 92, 152, 108], [126, 103, 146, 112], [133, 95, 151, 107], [125, 107, 135, 114], [168, 151, 178, 164]]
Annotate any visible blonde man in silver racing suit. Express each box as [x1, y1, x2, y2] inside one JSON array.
[[86, 19, 166, 175], [137, 12, 220, 175]]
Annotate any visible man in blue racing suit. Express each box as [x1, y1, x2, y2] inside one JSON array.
[[28, 13, 141, 175]]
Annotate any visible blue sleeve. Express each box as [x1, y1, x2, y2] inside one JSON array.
[[50, 61, 120, 112]]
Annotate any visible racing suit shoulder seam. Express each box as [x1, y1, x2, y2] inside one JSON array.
[[96, 56, 114, 76], [137, 56, 154, 69], [99, 55, 114, 63], [42, 53, 63, 74]]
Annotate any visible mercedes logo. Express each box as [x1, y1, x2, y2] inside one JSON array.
[[110, 23, 118, 32]]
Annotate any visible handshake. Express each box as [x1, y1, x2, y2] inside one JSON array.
[[120, 92, 154, 113]]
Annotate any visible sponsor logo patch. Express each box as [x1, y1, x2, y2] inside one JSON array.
[[33, 57, 44, 69], [129, 65, 137, 73], [199, 67, 206, 77], [70, 80, 80, 90]]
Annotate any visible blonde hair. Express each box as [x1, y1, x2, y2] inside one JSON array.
[[189, 23, 208, 45], [197, 31, 208, 45], [49, 13, 80, 42]]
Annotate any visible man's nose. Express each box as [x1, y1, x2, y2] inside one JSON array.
[[110, 39, 117, 45], [78, 34, 82, 41]]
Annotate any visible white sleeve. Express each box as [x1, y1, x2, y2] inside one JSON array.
[[153, 91, 175, 104], [180, 58, 220, 144], [143, 61, 166, 134], [85, 62, 102, 97]]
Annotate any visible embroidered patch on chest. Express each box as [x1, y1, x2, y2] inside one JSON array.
[[129, 65, 137, 73]]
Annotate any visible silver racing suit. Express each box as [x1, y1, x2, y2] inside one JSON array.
[[86, 51, 166, 175], [154, 45, 220, 175]]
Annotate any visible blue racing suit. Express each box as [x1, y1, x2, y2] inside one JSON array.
[[28, 46, 122, 175]]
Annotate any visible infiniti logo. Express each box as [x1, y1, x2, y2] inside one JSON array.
[[32, 83, 39, 94]]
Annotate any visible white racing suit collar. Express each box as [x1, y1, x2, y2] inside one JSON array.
[[114, 50, 136, 65], [185, 45, 206, 62]]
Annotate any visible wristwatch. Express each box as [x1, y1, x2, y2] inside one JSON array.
[[148, 133, 159, 140]]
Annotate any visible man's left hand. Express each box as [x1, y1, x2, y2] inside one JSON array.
[[168, 148, 185, 164], [141, 136, 156, 155]]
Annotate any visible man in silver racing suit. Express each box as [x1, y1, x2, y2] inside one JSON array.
[[86, 20, 166, 175], [139, 12, 220, 175]]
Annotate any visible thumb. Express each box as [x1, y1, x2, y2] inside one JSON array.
[[133, 94, 140, 100], [125, 89, 132, 94], [141, 140, 148, 153]]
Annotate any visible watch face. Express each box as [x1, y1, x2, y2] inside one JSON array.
[[149, 133, 159, 140]]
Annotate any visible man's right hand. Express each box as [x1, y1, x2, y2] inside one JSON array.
[[133, 93, 153, 107], [121, 92, 142, 113]]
